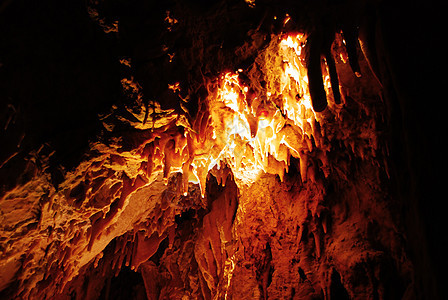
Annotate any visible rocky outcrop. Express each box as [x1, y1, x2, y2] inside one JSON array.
[[0, 0, 444, 299]]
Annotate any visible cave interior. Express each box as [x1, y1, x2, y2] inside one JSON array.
[[0, 0, 446, 299]]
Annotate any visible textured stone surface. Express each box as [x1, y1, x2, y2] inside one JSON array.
[[0, 0, 445, 299]]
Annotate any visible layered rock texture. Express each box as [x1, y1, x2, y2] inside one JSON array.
[[0, 0, 445, 299]]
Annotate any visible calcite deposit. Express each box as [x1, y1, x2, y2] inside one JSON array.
[[0, 0, 444, 299]]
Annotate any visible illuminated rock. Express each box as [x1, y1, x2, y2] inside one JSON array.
[[0, 0, 444, 299]]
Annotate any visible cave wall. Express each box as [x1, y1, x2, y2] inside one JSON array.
[[375, 3, 446, 298], [0, 0, 446, 299]]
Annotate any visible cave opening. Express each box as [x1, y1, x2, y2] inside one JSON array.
[[0, 0, 445, 299]]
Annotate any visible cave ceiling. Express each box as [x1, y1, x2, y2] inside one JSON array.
[[0, 0, 445, 299]]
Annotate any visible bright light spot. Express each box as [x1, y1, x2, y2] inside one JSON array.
[[244, 0, 256, 8], [184, 32, 322, 189]]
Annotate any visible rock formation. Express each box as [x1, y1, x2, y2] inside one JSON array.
[[0, 0, 445, 299]]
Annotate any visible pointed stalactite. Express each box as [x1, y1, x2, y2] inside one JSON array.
[[163, 139, 175, 181], [299, 151, 308, 183], [358, 13, 382, 87], [181, 161, 191, 195], [342, 26, 362, 77], [325, 46, 342, 104], [246, 111, 259, 138], [312, 228, 322, 259], [131, 232, 166, 271], [306, 32, 328, 112], [146, 143, 155, 178]]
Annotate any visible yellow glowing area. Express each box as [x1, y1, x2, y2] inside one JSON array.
[[153, 33, 337, 196], [200, 34, 323, 187]]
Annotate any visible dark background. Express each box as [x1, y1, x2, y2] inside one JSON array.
[[0, 0, 446, 298]]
